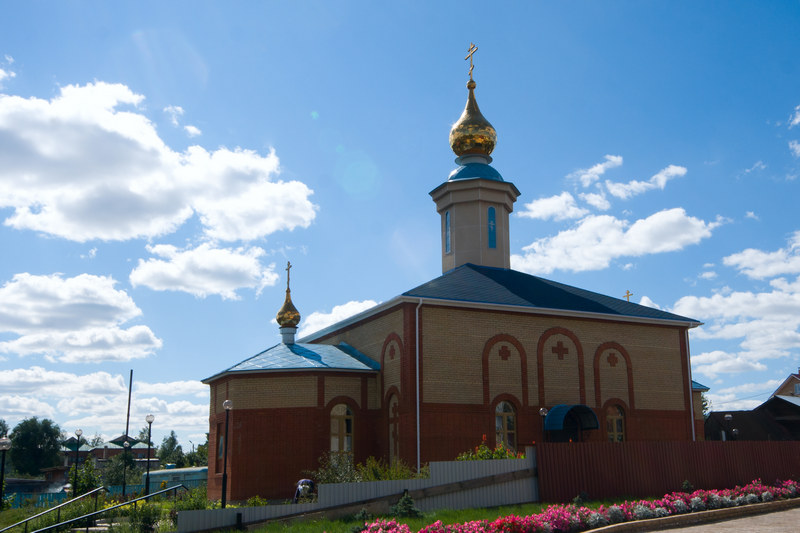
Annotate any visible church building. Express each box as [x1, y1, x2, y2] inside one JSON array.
[[203, 57, 704, 502]]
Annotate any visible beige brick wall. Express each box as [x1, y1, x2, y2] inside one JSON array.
[[321, 308, 404, 365], [221, 376, 317, 409], [488, 341, 524, 404], [422, 307, 484, 404], [597, 348, 630, 406], [420, 306, 687, 411], [324, 376, 362, 407], [383, 339, 402, 397], [368, 378, 379, 409]]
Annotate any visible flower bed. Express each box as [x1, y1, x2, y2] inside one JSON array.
[[359, 479, 800, 533]]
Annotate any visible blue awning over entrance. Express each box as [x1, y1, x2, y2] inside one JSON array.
[[544, 404, 599, 431]]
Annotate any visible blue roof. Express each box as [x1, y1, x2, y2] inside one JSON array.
[[403, 263, 700, 325], [205, 342, 379, 382], [448, 163, 504, 182], [692, 380, 710, 391]]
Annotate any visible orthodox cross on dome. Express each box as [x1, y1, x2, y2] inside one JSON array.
[[552, 341, 569, 360], [623, 290, 633, 302], [286, 261, 292, 290], [465, 42, 478, 81]]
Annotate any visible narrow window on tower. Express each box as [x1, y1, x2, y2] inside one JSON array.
[[487, 207, 496, 249], [445, 211, 451, 254]]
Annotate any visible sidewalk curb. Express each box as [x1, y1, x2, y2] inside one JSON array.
[[593, 497, 800, 532]]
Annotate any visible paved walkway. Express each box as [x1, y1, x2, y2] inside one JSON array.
[[666, 507, 800, 531]]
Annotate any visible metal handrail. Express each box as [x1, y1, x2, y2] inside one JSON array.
[[29, 484, 188, 533], [0, 487, 107, 533]]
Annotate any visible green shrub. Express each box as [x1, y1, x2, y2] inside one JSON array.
[[356, 456, 428, 481], [130, 502, 161, 533], [389, 491, 422, 518], [245, 495, 270, 507]]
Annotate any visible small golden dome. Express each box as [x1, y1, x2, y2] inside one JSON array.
[[449, 79, 497, 157], [276, 289, 300, 328], [276, 262, 300, 328]]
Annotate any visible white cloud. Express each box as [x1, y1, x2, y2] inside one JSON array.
[[298, 300, 379, 337], [184, 125, 202, 137], [605, 165, 687, 200], [0, 273, 161, 363], [517, 192, 588, 221], [790, 140, 800, 158], [638, 295, 661, 309], [579, 191, 611, 210], [0, 367, 208, 444], [691, 350, 767, 378], [511, 208, 722, 275], [130, 243, 279, 299], [568, 155, 623, 187], [699, 271, 717, 280], [722, 231, 800, 279], [0, 67, 15, 87], [739, 161, 766, 178], [745, 211, 759, 220], [0, 366, 125, 397], [136, 380, 207, 398], [0, 394, 56, 417], [163, 105, 184, 126], [790, 104, 800, 128], [0, 82, 317, 242]]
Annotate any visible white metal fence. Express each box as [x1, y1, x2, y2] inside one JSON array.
[[177, 449, 538, 533]]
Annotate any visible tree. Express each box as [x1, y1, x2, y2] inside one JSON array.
[[185, 434, 208, 467], [157, 431, 185, 467], [0, 418, 8, 437], [701, 392, 711, 418], [9, 417, 62, 476], [102, 451, 142, 486], [68, 459, 102, 494], [89, 433, 105, 447], [137, 426, 152, 446]]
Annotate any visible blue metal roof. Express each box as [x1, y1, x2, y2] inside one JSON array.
[[544, 404, 600, 431], [205, 342, 379, 381], [692, 380, 710, 391], [403, 263, 700, 325], [448, 163, 504, 182]]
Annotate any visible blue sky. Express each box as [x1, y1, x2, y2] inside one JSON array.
[[1, 2, 800, 448]]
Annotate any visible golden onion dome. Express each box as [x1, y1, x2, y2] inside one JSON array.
[[449, 79, 497, 158], [276, 261, 300, 328], [276, 289, 300, 328]]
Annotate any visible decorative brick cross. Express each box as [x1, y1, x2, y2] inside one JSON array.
[[499, 345, 511, 360], [607, 352, 619, 367], [552, 341, 569, 360], [389, 345, 396, 360]]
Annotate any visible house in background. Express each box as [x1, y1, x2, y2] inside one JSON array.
[[705, 368, 800, 441]]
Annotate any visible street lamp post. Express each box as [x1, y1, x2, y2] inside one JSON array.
[[144, 414, 155, 496], [0, 435, 11, 511], [221, 399, 233, 508], [539, 408, 549, 443], [122, 441, 130, 498], [73, 429, 83, 497]]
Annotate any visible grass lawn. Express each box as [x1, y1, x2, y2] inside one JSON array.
[[255, 502, 554, 533]]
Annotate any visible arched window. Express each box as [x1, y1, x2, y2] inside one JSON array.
[[445, 211, 451, 254], [388, 395, 400, 463], [487, 207, 496, 249], [606, 405, 625, 442], [495, 401, 516, 451], [330, 404, 354, 452]]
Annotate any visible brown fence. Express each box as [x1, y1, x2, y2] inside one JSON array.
[[537, 440, 800, 503]]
